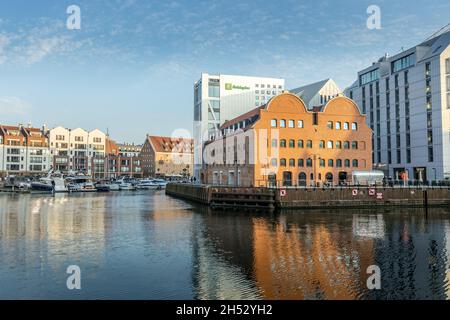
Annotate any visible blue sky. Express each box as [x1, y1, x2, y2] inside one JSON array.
[[0, 0, 449, 143]]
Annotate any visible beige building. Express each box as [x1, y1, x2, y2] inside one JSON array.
[[140, 135, 193, 178]]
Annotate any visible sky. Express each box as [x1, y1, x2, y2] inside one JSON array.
[[0, 0, 449, 143]]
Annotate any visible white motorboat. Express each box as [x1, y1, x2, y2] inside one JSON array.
[[30, 172, 68, 193], [153, 179, 168, 189], [115, 178, 136, 191], [136, 179, 159, 190], [66, 175, 97, 192]]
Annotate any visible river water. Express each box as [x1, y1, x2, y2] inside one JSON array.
[[1, 191, 450, 300]]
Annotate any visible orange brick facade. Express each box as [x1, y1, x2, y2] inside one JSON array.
[[202, 93, 372, 187]]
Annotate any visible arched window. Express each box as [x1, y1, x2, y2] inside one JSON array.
[[352, 159, 359, 167], [280, 139, 286, 148], [298, 139, 304, 148], [271, 158, 277, 167], [280, 119, 286, 128], [344, 159, 350, 167], [343, 122, 349, 130], [327, 121, 333, 129], [289, 158, 295, 167], [335, 121, 341, 130], [319, 159, 325, 167], [319, 140, 325, 148], [271, 119, 277, 127], [336, 141, 342, 149], [288, 120, 295, 128], [328, 159, 334, 167], [307, 140, 313, 148], [327, 140, 333, 149], [271, 139, 277, 147], [306, 158, 313, 167], [289, 139, 295, 148], [344, 141, 350, 149], [352, 122, 358, 130], [336, 159, 342, 167], [298, 159, 304, 167], [297, 120, 304, 128], [352, 141, 358, 149], [280, 158, 286, 166]]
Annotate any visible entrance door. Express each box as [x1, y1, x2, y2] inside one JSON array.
[[338, 171, 348, 185], [268, 173, 277, 187], [298, 172, 307, 187]]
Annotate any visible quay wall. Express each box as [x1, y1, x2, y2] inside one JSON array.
[[166, 183, 450, 209], [276, 187, 450, 209]]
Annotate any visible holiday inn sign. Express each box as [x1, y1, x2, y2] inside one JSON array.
[[225, 83, 251, 90]]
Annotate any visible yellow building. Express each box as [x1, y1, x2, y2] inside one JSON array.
[[202, 92, 372, 187], [140, 135, 193, 178]]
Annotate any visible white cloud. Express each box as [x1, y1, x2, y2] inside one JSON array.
[[25, 35, 71, 65], [0, 97, 32, 115]]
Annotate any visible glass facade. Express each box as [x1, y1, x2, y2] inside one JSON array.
[[392, 53, 415, 73], [359, 69, 379, 86]]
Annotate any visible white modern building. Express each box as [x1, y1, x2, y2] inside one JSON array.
[[290, 78, 342, 109], [193, 73, 285, 179], [345, 27, 450, 182], [48, 126, 106, 175]]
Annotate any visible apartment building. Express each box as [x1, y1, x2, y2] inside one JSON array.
[[202, 92, 372, 187], [48, 126, 106, 176], [345, 27, 450, 181], [141, 135, 193, 178], [105, 138, 142, 178], [0, 124, 51, 177], [117, 143, 142, 157]]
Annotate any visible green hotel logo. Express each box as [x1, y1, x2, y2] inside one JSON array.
[[225, 83, 250, 91]]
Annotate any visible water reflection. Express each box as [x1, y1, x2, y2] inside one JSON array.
[[1, 192, 450, 300]]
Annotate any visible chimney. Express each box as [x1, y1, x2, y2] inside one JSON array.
[[42, 124, 47, 133]]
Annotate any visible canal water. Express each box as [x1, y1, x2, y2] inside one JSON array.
[[1, 191, 450, 300]]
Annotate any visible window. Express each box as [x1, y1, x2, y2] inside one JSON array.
[[343, 122, 349, 130], [336, 159, 342, 167], [328, 159, 334, 167], [280, 120, 286, 128], [280, 139, 286, 148], [351, 122, 357, 130], [391, 53, 415, 73], [336, 141, 342, 149], [344, 159, 350, 167], [288, 120, 295, 128], [344, 141, 350, 149], [306, 158, 312, 167], [327, 121, 333, 129], [319, 140, 325, 149], [446, 58, 450, 74], [289, 159, 295, 167], [271, 139, 277, 147], [319, 159, 325, 167], [280, 158, 286, 166], [271, 158, 277, 167], [208, 80, 220, 97], [360, 69, 380, 85], [327, 141, 333, 149], [352, 141, 358, 149], [306, 140, 312, 148], [289, 139, 295, 148], [271, 119, 277, 127], [298, 159, 304, 167], [352, 159, 358, 167], [297, 120, 304, 128], [297, 139, 304, 148], [335, 122, 341, 130]]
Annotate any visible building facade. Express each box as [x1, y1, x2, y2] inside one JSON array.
[[290, 78, 342, 109], [117, 143, 142, 158], [0, 124, 51, 177], [141, 135, 193, 178], [105, 138, 143, 178], [202, 93, 372, 187], [193, 73, 285, 180], [345, 28, 450, 181], [48, 126, 106, 177]]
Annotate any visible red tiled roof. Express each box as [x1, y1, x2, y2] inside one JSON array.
[[147, 136, 194, 154]]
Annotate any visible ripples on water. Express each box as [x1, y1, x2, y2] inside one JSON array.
[[0, 192, 450, 300]]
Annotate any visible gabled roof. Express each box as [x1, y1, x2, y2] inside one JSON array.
[[290, 79, 331, 104], [147, 135, 194, 154]]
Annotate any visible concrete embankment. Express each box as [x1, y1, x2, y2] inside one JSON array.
[[166, 183, 450, 210]]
